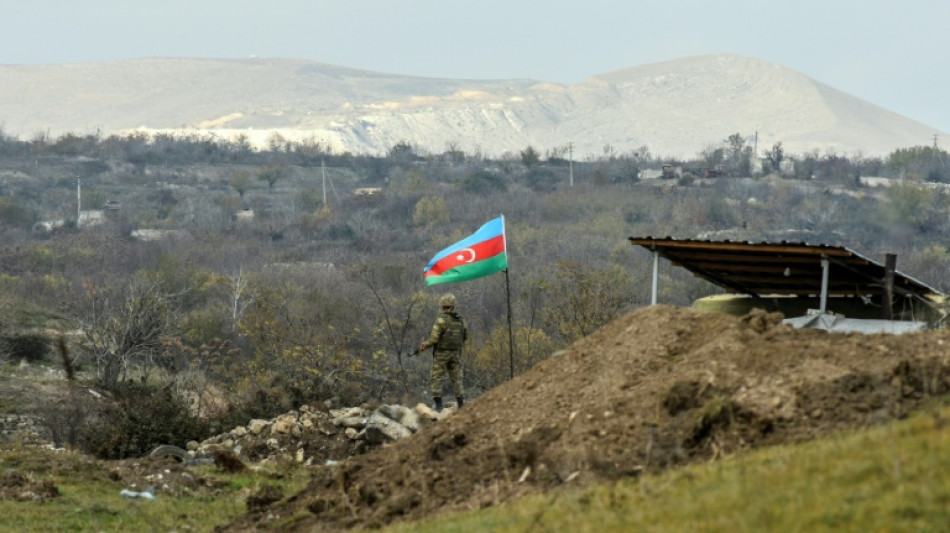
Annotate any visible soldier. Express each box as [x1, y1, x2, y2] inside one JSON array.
[[419, 293, 467, 411]]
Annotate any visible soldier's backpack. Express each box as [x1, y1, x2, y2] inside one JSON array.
[[438, 312, 467, 351]]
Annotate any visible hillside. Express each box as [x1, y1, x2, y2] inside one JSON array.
[[0, 55, 942, 158], [222, 305, 950, 531]]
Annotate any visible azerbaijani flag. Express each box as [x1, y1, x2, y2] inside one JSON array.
[[423, 216, 508, 286]]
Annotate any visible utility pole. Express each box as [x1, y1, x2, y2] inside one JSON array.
[[321, 158, 327, 207], [76, 176, 82, 227], [933, 134, 946, 172], [568, 142, 574, 187]]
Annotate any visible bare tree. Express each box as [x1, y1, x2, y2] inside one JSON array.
[[74, 272, 185, 391], [227, 267, 252, 331]]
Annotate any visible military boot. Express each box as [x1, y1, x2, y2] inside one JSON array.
[[433, 397, 443, 412]]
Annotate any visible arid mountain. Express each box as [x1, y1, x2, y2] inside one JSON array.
[[0, 54, 942, 158]]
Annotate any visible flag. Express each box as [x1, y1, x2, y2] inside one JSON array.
[[423, 216, 508, 286]]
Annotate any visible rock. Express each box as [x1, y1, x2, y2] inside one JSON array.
[[414, 403, 439, 421], [332, 416, 367, 428], [397, 409, 422, 431], [364, 412, 412, 444], [379, 404, 421, 431], [271, 417, 296, 434], [190, 400, 441, 466], [330, 407, 363, 419], [17, 490, 41, 502], [248, 419, 269, 435], [377, 404, 405, 420]]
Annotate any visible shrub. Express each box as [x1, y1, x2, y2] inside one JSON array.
[[1, 333, 51, 363], [460, 170, 507, 194], [0, 198, 35, 228], [524, 168, 558, 191], [37, 385, 95, 449], [78, 383, 211, 460]]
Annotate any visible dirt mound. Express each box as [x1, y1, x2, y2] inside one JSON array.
[[224, 305, 950, 531]]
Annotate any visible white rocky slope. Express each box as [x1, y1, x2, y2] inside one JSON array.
[[0, 54, 941, 158]]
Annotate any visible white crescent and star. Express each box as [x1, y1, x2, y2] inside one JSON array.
[[455, 248, 476, 263]]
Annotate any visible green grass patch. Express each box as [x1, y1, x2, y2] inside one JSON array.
[[9, 301, 72, 330], [0, 446, 313, 532], [380, 405, 950, 533]]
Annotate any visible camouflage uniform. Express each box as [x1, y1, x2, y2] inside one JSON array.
[[423, 304, 467, 402]]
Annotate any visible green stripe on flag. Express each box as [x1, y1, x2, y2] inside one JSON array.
[[424, 253, 508, 286]]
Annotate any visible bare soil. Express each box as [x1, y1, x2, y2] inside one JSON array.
[[221, 305, 950, 532]]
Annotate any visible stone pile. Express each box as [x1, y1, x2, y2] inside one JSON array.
[[0, 414, 47, 444], [189, 402, 450, 466]]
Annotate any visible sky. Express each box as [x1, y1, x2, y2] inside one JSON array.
[[3, 0, 948, 137]]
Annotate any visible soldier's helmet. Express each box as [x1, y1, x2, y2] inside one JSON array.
[[439, 293, 456, 308]]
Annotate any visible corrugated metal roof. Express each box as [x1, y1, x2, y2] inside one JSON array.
[[628, 237, 943, 299]]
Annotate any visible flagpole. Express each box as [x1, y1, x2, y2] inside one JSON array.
[[499, 215, 514, 380], [505, 267, 514, 380]]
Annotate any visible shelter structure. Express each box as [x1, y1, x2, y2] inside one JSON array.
[[629, 237, 947, 332]]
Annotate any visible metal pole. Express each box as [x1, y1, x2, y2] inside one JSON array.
[[651, 250, 659, 305], [505, 268, 514, 380], [819, 255, 830, 313]]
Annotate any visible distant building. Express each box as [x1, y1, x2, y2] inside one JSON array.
[[33, 219, 65, 233], [859, 176, 895, 187], [78, 210, 105, 227], [661, 164, 681, 179], [130, 229, 187, 241]]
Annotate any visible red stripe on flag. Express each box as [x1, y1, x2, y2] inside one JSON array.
[[424, 235, 506, 277]]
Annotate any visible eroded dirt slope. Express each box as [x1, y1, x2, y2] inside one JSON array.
[[225, 305, 950, 531]]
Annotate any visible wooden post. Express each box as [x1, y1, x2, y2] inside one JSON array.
[[819, 256, 829, 314], [882, 253, 896, 320], [651, 250, 659, 305]]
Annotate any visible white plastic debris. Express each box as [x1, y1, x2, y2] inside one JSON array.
[[120, 488, 156, 500]]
